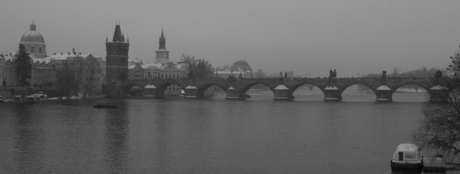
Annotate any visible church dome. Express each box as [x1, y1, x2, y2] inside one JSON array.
[[231, 60, 252, 72], [20, 23, 45, 43]]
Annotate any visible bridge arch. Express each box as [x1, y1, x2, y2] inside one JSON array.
[[392, 81, 431, 93], [289, 82, 326, 100], [240, 82, 275, 99], [339, 82, 377, 102], [197, 83, 227, 98], [154, 82, 185, 98], [340, 82, 377, 94], [391, 82, 431, 102], [123, 83, 144, 96]]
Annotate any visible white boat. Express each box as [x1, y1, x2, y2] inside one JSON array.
[[391, 144, 423, 170], [31, 91, 48, 102]]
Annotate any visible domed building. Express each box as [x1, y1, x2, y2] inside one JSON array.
[[231, 60, 252, 72], [20, 22, 46, 58]]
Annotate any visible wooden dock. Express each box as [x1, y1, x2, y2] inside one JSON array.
[[423, 157, 446, 173]]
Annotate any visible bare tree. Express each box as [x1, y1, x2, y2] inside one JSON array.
[[81, 57, 100, 97], [178, 55, 213, 83], [411, 46, 460, 162], [55, 61, 77, 100]]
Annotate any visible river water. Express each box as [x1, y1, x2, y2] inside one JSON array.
[[0, 87, 440, 174]]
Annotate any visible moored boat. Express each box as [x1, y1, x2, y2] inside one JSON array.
[[93, 103, 117, 109], [31, 91, 48, 102], [13, 95, 35, 104], [391, 144, 423, 170]]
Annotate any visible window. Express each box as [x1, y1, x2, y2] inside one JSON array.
[[404, 153, 415, 159], [39, 47, 42, 54], [31, 47, 35, 53]]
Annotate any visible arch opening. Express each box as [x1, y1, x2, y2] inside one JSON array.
[[292, 84, 324, 101], [198, 84, 227, 100], [341, 84, 375, 102], [393, 84, 429, 102], [125, 84, 143, 97], [158, 82, 183, 99], [243, 83, 274, 101]]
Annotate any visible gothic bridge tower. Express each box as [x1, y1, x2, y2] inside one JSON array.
[[106, 23, 129, 82]]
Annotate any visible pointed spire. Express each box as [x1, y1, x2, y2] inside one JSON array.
[[159, 27, 166, 50], [112, 23, 122, 42], [121, 33, 125, 42]]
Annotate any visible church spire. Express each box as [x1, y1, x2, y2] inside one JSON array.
[[159, 28, 166, 50]]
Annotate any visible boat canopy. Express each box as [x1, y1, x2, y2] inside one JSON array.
[[396, 144, 419, 152]]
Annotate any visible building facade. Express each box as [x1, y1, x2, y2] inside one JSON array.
[[42, 50, 105, 96], [0, 53, 56, 87], [143, 64, 161, 79], [106, 24, 129, 82], [128, 63, 144, 80], [0, 53, 17, 87]]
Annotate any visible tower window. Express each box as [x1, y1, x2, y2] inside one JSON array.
[[39, 47, 41, 54], [31, 47, 35, 53]]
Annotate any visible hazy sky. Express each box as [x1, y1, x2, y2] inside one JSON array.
[[1, 0, 460, 77]]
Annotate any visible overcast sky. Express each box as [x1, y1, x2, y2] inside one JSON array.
[[1, 0, 460, 77]]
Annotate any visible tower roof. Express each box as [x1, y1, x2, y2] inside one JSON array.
[[112, 24, 124, 42]]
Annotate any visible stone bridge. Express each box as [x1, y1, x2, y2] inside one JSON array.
[[103, 71, 450, 102]]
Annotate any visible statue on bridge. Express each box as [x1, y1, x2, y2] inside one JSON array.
[[434, 70, 442, 85], [329, 69, 337, 78], [327, 69, 337, 87], [380, 70, 387, 85]]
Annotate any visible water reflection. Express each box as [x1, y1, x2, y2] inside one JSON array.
[[13, 105, 45, 173], [104, 101, 129, 173], [152, 101, 173, 173], [0, 97, 429, 173], [390, 168, 422, 174]]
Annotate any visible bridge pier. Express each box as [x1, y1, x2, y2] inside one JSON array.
[[274, 85, 290, 100], [226, 87, 240, 100], [184, 85, 198, 98], [103, 81, 125, 98], [375, 85, 392, 102], [142, 85, 157, 97], [324, 86, 341, 102], [429, 85, 448, 103]]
